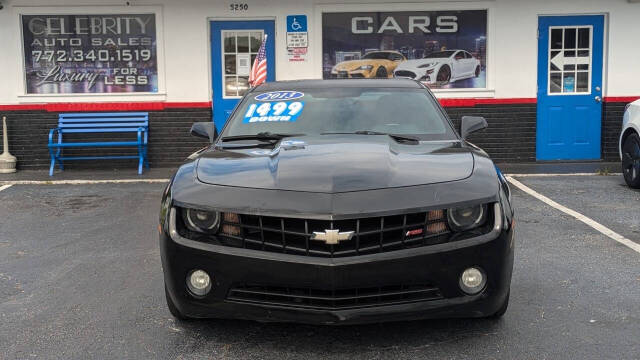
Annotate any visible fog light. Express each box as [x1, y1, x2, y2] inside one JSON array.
[[459, 267, 486, 295], [187, 269, 212, 296]]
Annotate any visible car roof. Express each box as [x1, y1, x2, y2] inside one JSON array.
[[253, 79, 423, 91]]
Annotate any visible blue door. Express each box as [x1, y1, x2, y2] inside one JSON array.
[[537, 16, 604, 160], [210, 20, 275, 132]]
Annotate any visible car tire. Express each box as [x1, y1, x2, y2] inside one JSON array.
[[436, 65, 451, 83], [488, 290, 509, 319], [165, 285, 191, 320], [622, 132, 640, 188], [475, 66, 481, 77], [375, 67, 388, 78]]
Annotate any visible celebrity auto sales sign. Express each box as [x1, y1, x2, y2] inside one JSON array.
[[21, 14, 158, 94], [322, 10, 487, 89]]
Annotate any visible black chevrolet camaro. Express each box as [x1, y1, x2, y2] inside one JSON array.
[[159, 79, 515, 324]]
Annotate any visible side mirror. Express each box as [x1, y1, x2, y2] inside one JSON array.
[[190, 122, 218, 143], [460, 116, 488, 139]]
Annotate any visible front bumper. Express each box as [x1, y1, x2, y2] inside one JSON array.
[[393, 69, 435, 83], [160, 205, 514, 325], [419, 70, 437, 84], [330, 69, 373, 79]]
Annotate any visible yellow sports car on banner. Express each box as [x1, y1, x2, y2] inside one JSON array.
[[331, 51, 406, 78]]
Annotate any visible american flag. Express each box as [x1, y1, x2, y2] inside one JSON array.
[[249, 34, 268, 87]]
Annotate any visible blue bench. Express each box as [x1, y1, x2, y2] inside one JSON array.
[[48, 112, 149, 176]]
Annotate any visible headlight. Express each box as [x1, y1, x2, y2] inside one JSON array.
[[418, 63, 435, 68], [182, 208, 220, 233], [357, 65, 374, 71], [447, 204, 487, 231], [331, 65, 338, 73]]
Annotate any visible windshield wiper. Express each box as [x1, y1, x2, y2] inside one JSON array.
[[220, 132, 306, 142], [216, 132, 306, 149], [321, 131, 420, 143]]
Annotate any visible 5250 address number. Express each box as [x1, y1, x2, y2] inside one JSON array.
[[229, 3, 248, 11]]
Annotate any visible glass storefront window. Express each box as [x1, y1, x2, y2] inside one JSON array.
[[21, 14, 158, 94]]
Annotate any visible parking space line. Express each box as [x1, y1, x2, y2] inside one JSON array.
[[0, 179, 169, 185], [0, 184, 12, 192], [506, 176, 640, 254], [505, 173, 622, 177]]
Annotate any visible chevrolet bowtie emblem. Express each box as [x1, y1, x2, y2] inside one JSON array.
[[311, 229, 355, 245]]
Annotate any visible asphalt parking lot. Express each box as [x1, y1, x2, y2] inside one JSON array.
[[1, 174, 639, 359]]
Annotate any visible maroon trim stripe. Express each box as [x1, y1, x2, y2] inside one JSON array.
[[0, 96, 637, 112], [438, 98, 537, 107], [0, 101, 212, 112], [601, 96, 640, 103]]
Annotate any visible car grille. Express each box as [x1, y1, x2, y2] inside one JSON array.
[[227, 283, 443, 310], [394, 70, 417, 79], [215, 210, 453, 258]]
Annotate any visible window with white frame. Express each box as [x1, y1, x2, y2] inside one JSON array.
[[222, 30, 264, 98], [548, 26, 592, 95]]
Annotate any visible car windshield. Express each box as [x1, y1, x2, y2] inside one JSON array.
[[362, 52, 394, 60], [424, 51, 456, 59], [221, 87, 457, 140]]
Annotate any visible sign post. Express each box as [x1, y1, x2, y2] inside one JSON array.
[[286, 15, 308, 62]]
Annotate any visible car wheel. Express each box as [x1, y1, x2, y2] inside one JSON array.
[[375, 67, 388, 78], [165, 285, 191, 320], [488, 290, 509, 319], [622, 133, 640, 188], [475, 66, 481, 77], [436, 65, 451, 83]]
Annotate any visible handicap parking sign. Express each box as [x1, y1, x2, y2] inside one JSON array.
[[287, 15, 307, 32]]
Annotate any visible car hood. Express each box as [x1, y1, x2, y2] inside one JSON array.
[[195, 135, 474, 193]]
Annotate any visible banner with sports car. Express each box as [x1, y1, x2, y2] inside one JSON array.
[[322, 10, 487, 89]]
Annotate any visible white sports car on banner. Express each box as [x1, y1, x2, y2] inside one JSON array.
[[393, 50, 481, 84]]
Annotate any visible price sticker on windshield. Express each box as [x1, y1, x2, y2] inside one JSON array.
[[243, 101, 305, 123]]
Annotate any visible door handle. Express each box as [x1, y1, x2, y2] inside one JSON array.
[[594, 96, 602, 102]]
